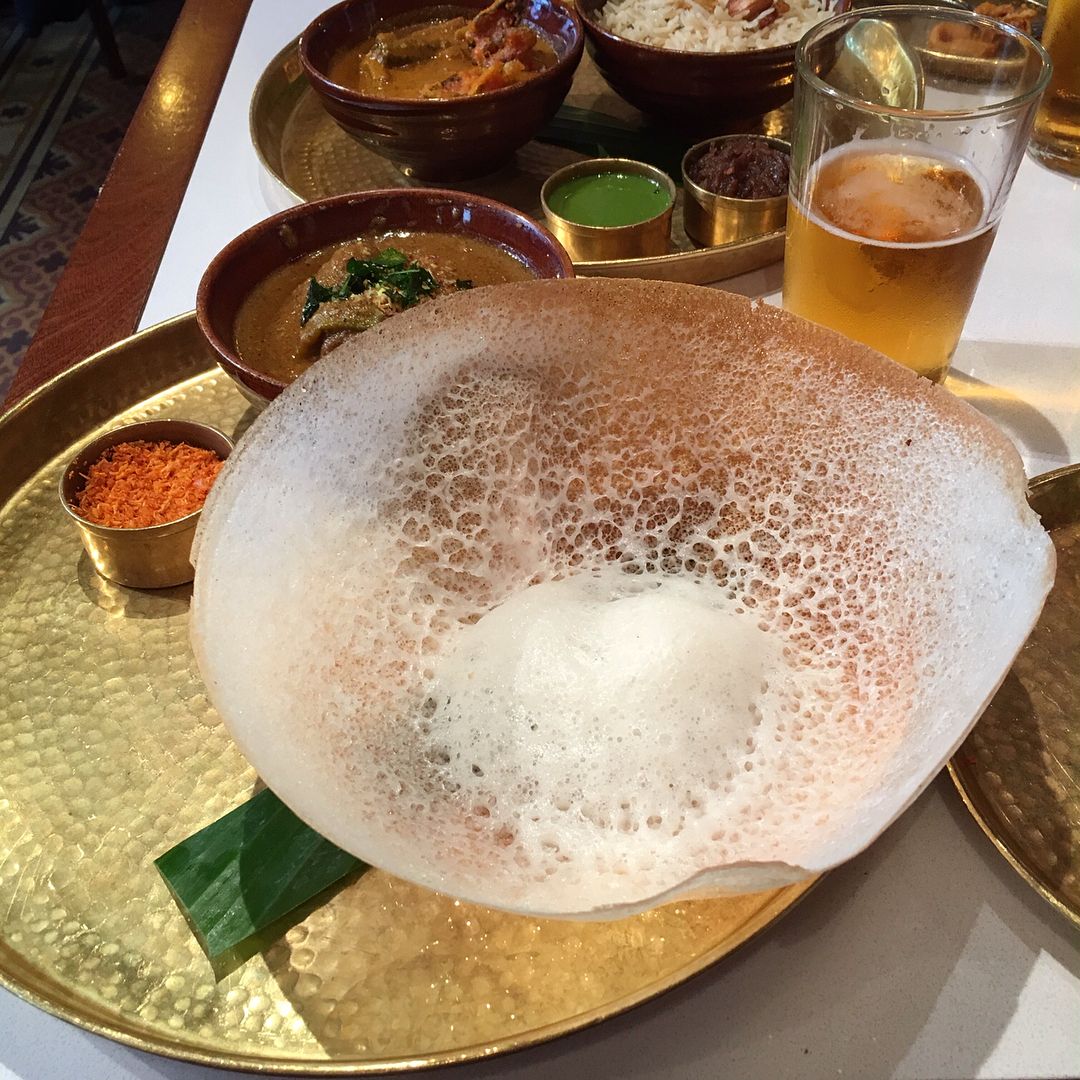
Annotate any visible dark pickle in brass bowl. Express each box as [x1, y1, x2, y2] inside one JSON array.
[[682, 134, 791, 248]]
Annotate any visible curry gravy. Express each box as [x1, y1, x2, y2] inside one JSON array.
[[329, 5, 557, 100], [233, 231, 534, 384]]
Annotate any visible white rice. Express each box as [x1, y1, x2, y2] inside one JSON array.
[[597, 0, 831, 52]]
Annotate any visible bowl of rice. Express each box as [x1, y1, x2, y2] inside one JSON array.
[[578, 0, 841, 126]]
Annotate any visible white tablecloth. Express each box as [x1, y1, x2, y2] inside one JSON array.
[[3, 0, 1078, 1075]]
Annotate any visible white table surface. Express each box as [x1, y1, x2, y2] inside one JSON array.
[[3, 0, 1079, 1075]]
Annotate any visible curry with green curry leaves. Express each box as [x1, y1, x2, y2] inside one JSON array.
[[232, 231, 534, 384]]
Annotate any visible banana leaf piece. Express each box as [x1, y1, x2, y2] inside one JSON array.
[[155, 787, 365, 961], [537, 105, 689, 179]]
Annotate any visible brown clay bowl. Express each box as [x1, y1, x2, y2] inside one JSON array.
[[299, 0, 584, 181], [196, 189, 575, 408], [577, 0, 842, 130]]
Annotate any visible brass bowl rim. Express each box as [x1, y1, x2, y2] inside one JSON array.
[[681, 135, 792, 210], [540, 156, 677, 235], [58, 418, 234, 538]]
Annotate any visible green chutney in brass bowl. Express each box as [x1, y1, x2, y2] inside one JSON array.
[[546, 171, 673, 227]]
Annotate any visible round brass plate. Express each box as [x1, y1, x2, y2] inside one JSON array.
[[0, 315, 816, 1072], [249, 40, 787, 285], [949, 462, 1080, 930]]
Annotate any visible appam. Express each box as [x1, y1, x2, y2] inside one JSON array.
[[191, 279, 1053, 919]]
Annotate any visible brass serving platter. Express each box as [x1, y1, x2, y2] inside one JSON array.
[[949, 462, 1080, 930], [0, 314, 816, 1072], [250, 41, 787, 285]]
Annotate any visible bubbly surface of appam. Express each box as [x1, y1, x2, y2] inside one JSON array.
[[191, 279, 1053, 917]]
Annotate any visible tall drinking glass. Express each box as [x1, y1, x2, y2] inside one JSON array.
[[1029, 0, 1080, 175], [783, 6, 1051, 383]]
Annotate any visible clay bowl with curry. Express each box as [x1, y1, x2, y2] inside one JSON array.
[[299, 0, 583, 180], [196, 188, 574, 408]]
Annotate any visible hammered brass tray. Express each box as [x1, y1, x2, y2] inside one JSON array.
[[949, 462, 1080, 930], [250, 41, 788, 285], [0, 314, 816, 1072]]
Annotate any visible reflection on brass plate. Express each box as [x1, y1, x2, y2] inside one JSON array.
[[0, 314, 815, 1072], [250, 41, 787, 286], [950, 462, 1080, 930]]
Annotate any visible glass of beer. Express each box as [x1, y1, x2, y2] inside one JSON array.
[[1029, 0, 1080, 175], [783, 5, 1051, 383]]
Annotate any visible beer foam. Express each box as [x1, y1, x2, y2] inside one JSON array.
[[191, 279, 1053, 917], [797, 140, 995, 250]]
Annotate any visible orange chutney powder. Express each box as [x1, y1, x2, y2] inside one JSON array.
[[73, 440, 224, 528]]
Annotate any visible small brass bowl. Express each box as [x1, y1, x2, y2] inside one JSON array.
[[540, 158, 676, 261], [681, 136, 790, 248], [59, 419, 234, 589]]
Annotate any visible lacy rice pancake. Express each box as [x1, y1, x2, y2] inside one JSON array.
[[191, 279, 1052, 919]]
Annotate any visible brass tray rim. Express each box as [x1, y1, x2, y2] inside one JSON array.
[[0, 311, 819, 1074], [0, 309, 196, 439], [0, 881, 819, 1075], [247, 38, 787, 280], [947, 460, 1080, 933]]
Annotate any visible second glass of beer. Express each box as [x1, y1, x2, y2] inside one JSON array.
[[783, 6, 1051, 383]]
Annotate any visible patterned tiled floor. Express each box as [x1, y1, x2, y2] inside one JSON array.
[[0, 0, 182, 399]]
